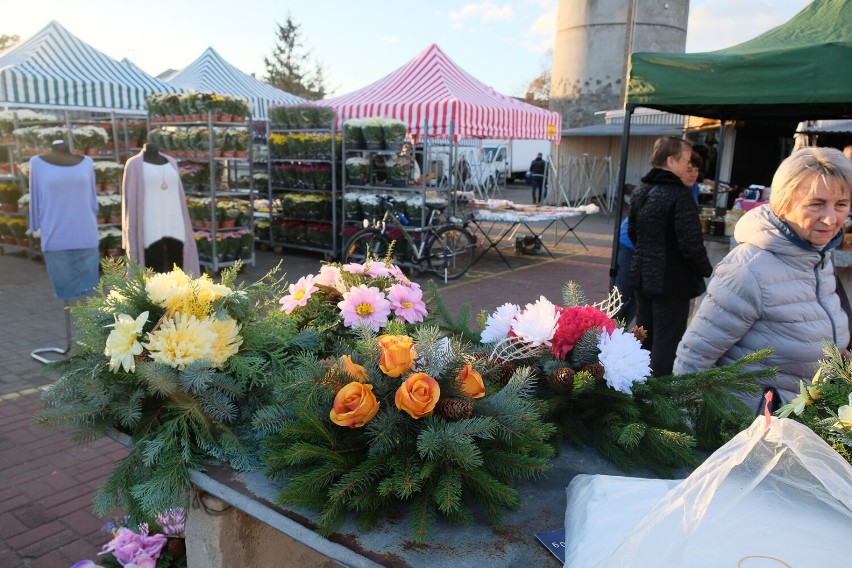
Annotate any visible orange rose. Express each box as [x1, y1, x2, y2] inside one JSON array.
[[329, 382, 380, 428], [457, 362, 485, 399], [340, 354, 368, 382], [395, 373, 440, 419], [378, 335, 417, 378]]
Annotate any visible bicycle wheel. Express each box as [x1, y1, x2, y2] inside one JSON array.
[[425, 225, 476, 279], [342, 230, 392, 264]]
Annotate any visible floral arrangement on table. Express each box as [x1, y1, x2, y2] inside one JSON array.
[[35, 260, 308, 527], [345, 156, 370, 185], [71, 509, 187, 568], [72, 125, 110, 155], [778, 342, 852, 465], [430, 282, 774, 475], [94, 161, 124, 192], [260, 259, 555, 539], [268, 105, 336, 130]]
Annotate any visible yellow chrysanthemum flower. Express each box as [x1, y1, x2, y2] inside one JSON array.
[[208, 317, 242, 368], [145, 267, 193, 314], [143, 312, 216, 369], [195, 276, 232, 304], [104, 311, 149, 373]]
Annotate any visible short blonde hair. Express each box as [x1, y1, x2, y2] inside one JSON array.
[[769, 147, 852, 215]]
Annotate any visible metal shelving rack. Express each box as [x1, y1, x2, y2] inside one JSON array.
[[266, 119, 339, 258]]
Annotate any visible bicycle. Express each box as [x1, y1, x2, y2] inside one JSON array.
[[341, 195, 477, 280]]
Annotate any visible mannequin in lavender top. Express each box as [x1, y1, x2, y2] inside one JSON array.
[[140, 143, 183, 272]]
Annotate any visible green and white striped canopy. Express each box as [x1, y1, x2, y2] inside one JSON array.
[[167, 47, 305, 121], [0, 21, 179, 114]]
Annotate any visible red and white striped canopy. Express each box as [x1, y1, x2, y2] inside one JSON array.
[[312, 44, 561, 141]]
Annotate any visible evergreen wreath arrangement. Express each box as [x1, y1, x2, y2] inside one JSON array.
[[35, 259, 313, 526], [258, 259, 555, 540], [778, 341, 852, 465], [430, 281, 775, 476]]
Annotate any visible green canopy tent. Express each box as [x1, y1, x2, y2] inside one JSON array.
[[611, 0, 852, 282]]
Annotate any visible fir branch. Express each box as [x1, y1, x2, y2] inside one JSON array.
[[562, 281, 587, 307], [568, 328, 602, 368], [433, 468, 464, 518], [424, 280, 482, 345], [408, 484, 437, 543]]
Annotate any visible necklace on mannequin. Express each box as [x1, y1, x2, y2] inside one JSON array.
[[160, 165, 168, 190]]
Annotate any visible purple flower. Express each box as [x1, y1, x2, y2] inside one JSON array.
[[70, 561, 103, 568], [279, 275, 319, 315], [102, 527, 166, 566], [337, 284, 391, 331], [387, 283, 427, 323]]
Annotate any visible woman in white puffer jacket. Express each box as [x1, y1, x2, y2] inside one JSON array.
[[674, 147, 852, 412]]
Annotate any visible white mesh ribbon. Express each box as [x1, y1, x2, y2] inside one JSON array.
[[488, 335, 547, 362], [593, 287, 623, 320]]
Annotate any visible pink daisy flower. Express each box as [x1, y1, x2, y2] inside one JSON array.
[[279, 275, 319, 315], [337, 284, 392, 331], [387, 283, 428, 323], [342, 262, 368, 275], [315, 265, 344, 290], [387, 263, 409, 283], [363, 261, 391, 278]]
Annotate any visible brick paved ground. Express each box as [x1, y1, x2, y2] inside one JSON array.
[[1, 188, 685, 566]]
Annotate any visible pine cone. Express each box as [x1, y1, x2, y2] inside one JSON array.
[[435, 397, 474, 421], [582, 362, 606, 387], [549, 367, 575, 394], [629, 325, 648, 343], [492, 359, 517, 385]]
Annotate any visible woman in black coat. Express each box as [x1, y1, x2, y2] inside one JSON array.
[[628, 137, 712, 376]]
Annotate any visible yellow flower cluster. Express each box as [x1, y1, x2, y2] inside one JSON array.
[[103, 267, 243, 373]]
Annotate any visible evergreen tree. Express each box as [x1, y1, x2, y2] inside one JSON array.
[[264, 16, 327, 100]]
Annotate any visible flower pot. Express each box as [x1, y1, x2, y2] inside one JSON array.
[[16, 238, 28, 247], [107, 215, 122, 224], [97, 216, 107, 225], [2, 203, 18, 213], [220, 219, 236, 228]]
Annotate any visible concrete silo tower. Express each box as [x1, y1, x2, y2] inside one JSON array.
[[550, 0, 689, 128]]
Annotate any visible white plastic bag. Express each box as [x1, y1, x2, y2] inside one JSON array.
[[564, 417, 852, 567]]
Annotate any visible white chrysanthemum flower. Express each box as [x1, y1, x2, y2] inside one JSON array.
[[511, 296, 560, 347], [597, 328, 651, 394], [480, 302, 521, 344], [104, 311, 148, 373], [834, 393, 852, 431]]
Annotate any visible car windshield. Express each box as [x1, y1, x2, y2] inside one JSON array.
[[481, 147, 496, 163]]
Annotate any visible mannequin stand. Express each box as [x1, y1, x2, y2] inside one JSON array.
[[31, 300, 72, 364]]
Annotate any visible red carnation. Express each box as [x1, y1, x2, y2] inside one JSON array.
[[551, 306, 616, 359]]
